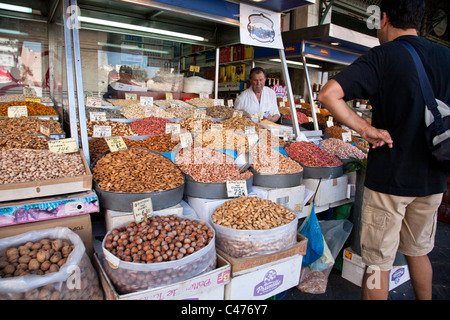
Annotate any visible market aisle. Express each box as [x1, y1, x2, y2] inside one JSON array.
[[284, 221, 450, 300]]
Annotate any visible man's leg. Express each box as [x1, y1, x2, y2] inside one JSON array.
[[404, 255, 433, 300], [362, 267, 390, 300]]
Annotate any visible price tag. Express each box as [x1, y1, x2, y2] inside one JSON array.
[[327, 120, 334, 127], [227, 99, 234, 107], [308, 117, 314, 123], [247, 133, 258, 147], [254, 112, 263, 122], [166, 93, 173, 100], [145, 107, 158, 118], [283, 129, 293, 142], [93, 125, 112, 137], [199, 93, 209, 99], [140, 96, 154, 106], [89, 112, 107, 122], [25, 98, 40, 103], [357, 112, 363, 117], [189, 65, 200, 73], [132, 198, 153, 224], [226, 180, 248, 197], [8, 105, 28, 118], [125, 93, 137, 100], [23, 87, 36, 96], [278, 101, 285, 107], [282, 97, 288, 102], [86, 97, 102, 108], [180, 132, 193, 148], [210, 124, 223, 132], [39, 124, 51, 138], [194, 109, 206, 118], [214, 99, 224, 106], [233, 110, 243, 118], [165, 123, 180, 134], [48, 138, 79, 154], [105, 136, 127, 152], [342, 131, 352, 143], [245, 126, 256, 134]]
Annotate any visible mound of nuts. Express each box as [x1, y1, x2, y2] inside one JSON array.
[[84, 120, 138, 137], [0, 149, 86, 185], [92, 148, 184, 193], [103, 215, 216, 293], [130, 116, 174, 135], [193, 129, 248, 150], [285, 141, 343, 167], [220, 117, 262, 131], [0, 238, 73, 278], [179, 117, 217, 133], [186, 98, 215, 108], [320, 138, 367, 160], [212, 196, 296, 230], [0, 134, 49, 150], [0, 117, 63, 135]]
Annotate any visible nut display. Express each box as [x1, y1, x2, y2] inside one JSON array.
[[0, 149, 86, 184], [325, 126, 359, 143], [193, 129, 248, 150], [119, 103, 165, 119], [179, 117, 216, 133], [92, 148, 184, 193], [0, 117, 64, 135], [130, 116, 174, 135], [205, 106, 235, 119], [283, 111, 309, 123], [320, 138, 367, 159], [185, 98, 215, 108], [85, 106, 125, 119], [176, 147, 252, 183], [154, 99, 191, 108], [85, 120, 137, 137], [0, 94, 53, 103], [102, 215, 216, 293], [250, 148, 303, 174], [285, 141, 343, 167], [110, 99, 141, 107], [220, 117, 262, 132], [143, 134, 180, 153], [211, 196, 298, 258], [0, 101, 57, 116], [0, 134, 49, 150]]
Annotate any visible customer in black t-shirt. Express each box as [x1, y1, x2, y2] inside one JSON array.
[[318, 0, 449, 300]]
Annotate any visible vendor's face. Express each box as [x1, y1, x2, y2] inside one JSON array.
[[250, 72, 266, 94]]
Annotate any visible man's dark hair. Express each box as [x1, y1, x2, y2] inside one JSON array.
[[249, 67, 266, 79], [380, 0, 426, 30]]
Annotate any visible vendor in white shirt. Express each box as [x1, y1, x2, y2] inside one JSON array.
[[234, 67, 280, 122]]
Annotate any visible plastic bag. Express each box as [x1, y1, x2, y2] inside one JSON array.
[[298, 201, 324, 267], [0, 227, 103, 300]]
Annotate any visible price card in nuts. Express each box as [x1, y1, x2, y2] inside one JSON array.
[[226, 180, 248, 197], [214, 99, 224, 106], [39, 124, 51, 138], [165, 123, 180, 134], [132, 198, 153, 223], [86, 97, 102, 108], [233, 110, 243, 118], [48, 138, 79, 154], [180, 132, 193, 148], [125, 93, 137, 101], [89, 111, 106, 121], [105, 136, 127, 152], [8, 105, 28, 118], [194, 109, 206, 119], [283, 129, 293, 141], [93, 125, 112, 137], [140, 96, 154, 106]]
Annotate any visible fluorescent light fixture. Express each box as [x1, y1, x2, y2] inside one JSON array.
[[0, 3, 33, 13], [79, 16, 206, 42], [269, 59, 321, 69], [0, 28, 29, 36], [98, 42, 169, 55]]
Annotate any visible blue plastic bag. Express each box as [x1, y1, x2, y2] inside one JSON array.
[[298, 201, 324, 266]]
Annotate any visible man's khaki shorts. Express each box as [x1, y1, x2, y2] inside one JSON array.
[[360, 187, 443, 271]]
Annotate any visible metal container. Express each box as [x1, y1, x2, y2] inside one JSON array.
[[184, 174, 253, 199], [300, 162, 343, 179], [91, 148, 185, 211], [250, 168, 303, 188]]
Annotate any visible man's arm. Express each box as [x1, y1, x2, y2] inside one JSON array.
[[318, 79, 393, 149]]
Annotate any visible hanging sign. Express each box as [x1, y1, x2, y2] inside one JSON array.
[[239, 3, 284, 49]]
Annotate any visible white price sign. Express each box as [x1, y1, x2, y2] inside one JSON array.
[[283, 129, 293, 142], [86, 97, 102, 108], [93, 125, 112, 137], [89, 112, 107, 121], [8, 105, 27, 118], [245, 126, 256, 134], [48, 138, 79, 154], [233, 110, 243, 118], [210, 124, 223, 132], [140, 96, 154, 106], [342, 131, 352, 143], [165, 123, 180, 134], [132, 198, 153, 224], [214, 99, 224, 106], [226, 180, 248, 198], [180, 132, 193, 148]]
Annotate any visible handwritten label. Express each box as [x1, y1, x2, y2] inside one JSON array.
[[210, 124, 223, 132], [214, 99, 224, 106], [327, 120, 334, 127], [180, 132, 193, 148], [283, 129, 293, 142], [194, 109, 206, 119], [125, 93, 137, 100], [89, 112, 106, 121], [23, 87, 36, 96], [342, 131, 352, 143], [132, 198, 153, 224], [105, 136, 127, 152], [165, 93, 173, 100], [93, 125, 112, 137], [25, 98, 40, 103], [245, 126, 256, 134], [145, 107, 158, 118], [39, 124, 51, 138], [48, 138, 78, 154], [8, 105, 27, 118], [226, 180, 248, 198], [86, 97, 102, 108], [227, 99, 234, 107], [165, 123, 180, 134], [199, 93, 209, 99], [189, 65, 200, 73], [247, 133, 258, 147], [140, 96, 154, 106], [233, 110, 243, 118]]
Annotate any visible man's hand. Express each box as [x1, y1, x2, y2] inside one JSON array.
[[360, 125, 393, 149]]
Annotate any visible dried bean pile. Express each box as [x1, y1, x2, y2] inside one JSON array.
[[143, 134, 180, 153], [0, 134, 49, 150], [0, 117, 63, 135], [130, 116, 173, 135], [85, 120, 137, 137], [212, 196, 296, 230], [93, 148, 183, 193], [325, 126, 359, 143], [285, 141, 342, 167], [206, 106, 235, 118], [179, 117, 216, 133], [0, 101, 57, 116], [283, 111, 310, 123], [0, 149, 86, 184], [175, 147, 252, 183], [320, 138, 367, 159]]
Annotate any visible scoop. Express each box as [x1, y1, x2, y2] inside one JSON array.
[[234, 138, 261, 173]]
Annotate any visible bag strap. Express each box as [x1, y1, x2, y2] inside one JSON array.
[[398, 39, 445, 134]]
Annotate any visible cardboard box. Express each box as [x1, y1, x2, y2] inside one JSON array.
[[104, 203, 184, 231], [185, 196, 230, 222], [94, 253, 231, 300], [302, 175, 348, 207], [342, 247, 410, 290], [0, 213, 93, 258], [218, 234, 307, 300], [0, 191, 98, 227], [0, 150, 92, 202], [252, 185, 305, 214]]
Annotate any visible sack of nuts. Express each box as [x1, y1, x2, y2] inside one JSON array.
[[0, 227, 103, 300]]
